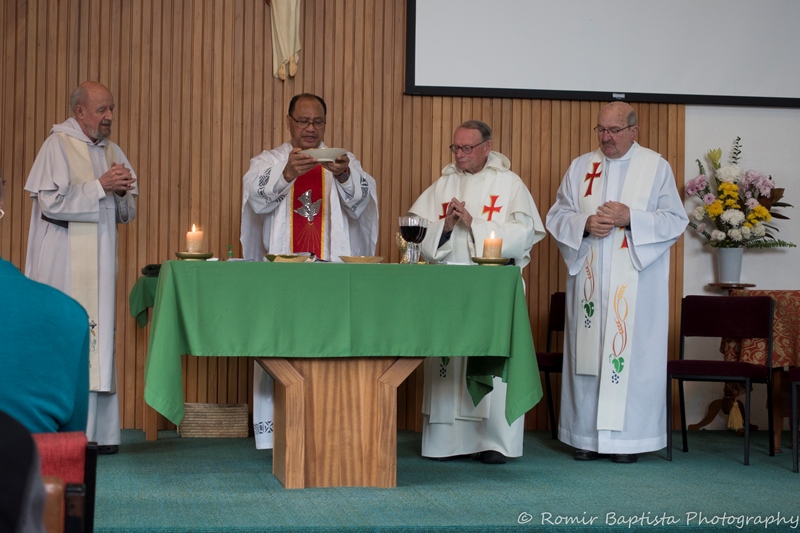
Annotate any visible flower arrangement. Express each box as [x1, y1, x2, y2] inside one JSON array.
[[685, 137, 795, 248]]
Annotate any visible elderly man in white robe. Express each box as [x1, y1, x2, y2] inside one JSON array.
[[241, 93, 379, 450], [25, 81, 138, 454], [408, 120, 546, 464], [546, 102, 688, 464]]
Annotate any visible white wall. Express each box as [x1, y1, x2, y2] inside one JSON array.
[[682, 106, 800, 430]]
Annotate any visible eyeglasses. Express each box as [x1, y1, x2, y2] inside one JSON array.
[[593, 125, 634, 136], [449, 140, 488, 154], [290, 116, 326, 129]]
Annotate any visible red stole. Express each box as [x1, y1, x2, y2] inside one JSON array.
[[291, 165, 326, 259]]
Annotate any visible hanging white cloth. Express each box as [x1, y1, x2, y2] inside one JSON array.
[[269, 0, 301, 80]]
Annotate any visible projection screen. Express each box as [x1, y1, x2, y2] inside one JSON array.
[[406, 0, 800, 107]]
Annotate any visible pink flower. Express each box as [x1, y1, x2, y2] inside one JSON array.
[[685, 174, 708, 196], [703, 193, 716, 205], [746, 198, 760, 209], [741, 170, 774, 197]]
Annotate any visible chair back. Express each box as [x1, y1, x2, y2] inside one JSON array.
[[33, 432, 87, 484], [680, 295, 775, 366], [546, 291, 566, 351], [33, 432, 97, 533]]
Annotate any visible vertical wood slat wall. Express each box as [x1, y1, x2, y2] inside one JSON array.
[[1, 0, 684, 432]]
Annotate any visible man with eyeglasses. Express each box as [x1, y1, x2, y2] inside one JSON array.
[[546, 102, 688, 464], [240, 92, 378, 450], [408, 120, 546, 464]]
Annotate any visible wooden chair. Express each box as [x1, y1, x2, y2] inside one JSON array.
[[790, 366, 800, 473], [667, 295, 775, 465], [536, 291, 566, 439], [33, 432, 98, 533], [42, 476, 66, 533]]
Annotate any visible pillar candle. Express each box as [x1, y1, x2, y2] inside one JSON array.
[[483, 231, 503, 259], [186, 224, 204, 253]]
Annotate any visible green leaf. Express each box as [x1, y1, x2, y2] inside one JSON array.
[[696, 159, 706, 176]]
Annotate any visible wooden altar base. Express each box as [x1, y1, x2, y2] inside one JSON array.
[[256, 356, 424, 489]]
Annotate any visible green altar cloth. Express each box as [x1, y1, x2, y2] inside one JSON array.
[[129, 276, 159, 327], [143, 261, 542, 427]]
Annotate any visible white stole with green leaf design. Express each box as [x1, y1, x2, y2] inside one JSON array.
[[576, 146, 659, 431]]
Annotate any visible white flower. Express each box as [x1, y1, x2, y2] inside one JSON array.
[[728, 229, 743, 242], [692, 206, 706, 221], [716, 164, 743, 183], [711, 229, 727, 241], [741, 226, 752, 238], [752, 223, 766, 237], [696, 223, 707, 233], [720, 209, 745, 227]]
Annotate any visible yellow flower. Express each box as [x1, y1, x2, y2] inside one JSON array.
[[708, 148, 723, 169], [706, 200, 724, 218], [747, 205, 772, 224], [718, 182, 739, 197], [724, 198, 740, 208]]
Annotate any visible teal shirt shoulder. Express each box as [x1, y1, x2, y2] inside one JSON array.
[[0, 259, 89, 433]]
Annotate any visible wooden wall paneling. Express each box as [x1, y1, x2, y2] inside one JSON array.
[[121, 0, 137, 426], [349, 1, 363, 160], [23, 1, 37, 207], [73, 0, 82, 82], [392, 43, 406, 244], [360, 0, 375, 222], [33, 0, 46, 151], [3, 1, 17, 263]]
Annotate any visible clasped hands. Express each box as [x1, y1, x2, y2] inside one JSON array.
[[284, 148, 350, 182], [443, 198, 472, 233], [585, 201, 630, 238], [99, 162, 136, 196]]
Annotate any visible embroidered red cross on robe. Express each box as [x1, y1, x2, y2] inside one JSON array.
[[482, 195, 502, 221]]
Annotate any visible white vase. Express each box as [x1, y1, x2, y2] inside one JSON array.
[[716, 247, 743, 284]]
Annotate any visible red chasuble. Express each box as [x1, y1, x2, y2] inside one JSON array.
[[291, 165, 326, 259]]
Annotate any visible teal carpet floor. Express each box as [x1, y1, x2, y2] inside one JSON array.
[[95, 430, 799, 532]]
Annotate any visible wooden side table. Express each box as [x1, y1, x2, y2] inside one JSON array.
[[706, 283, 756, 292]]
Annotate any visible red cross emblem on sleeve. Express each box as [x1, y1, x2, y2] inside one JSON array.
[[482, 195, 502, 221], [584, 162, 602, 197]]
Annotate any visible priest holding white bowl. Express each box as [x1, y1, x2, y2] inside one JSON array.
[[240, 92, 378, 450]]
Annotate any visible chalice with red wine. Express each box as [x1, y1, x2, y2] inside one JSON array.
[[399, 215, 428, 264]]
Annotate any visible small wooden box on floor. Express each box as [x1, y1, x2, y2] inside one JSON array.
[[177, 403, 249, 438]]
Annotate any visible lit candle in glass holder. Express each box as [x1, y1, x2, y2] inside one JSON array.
[[482, 231, 503, 259], [186, 224, 204, 253]]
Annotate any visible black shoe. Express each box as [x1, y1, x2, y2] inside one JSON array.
[[610, 453, 638, 464], [429, 454, 471, 462], [98, 445, 119, 455], [574, 449, 605, 461], [478, 450, 507, 464]]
